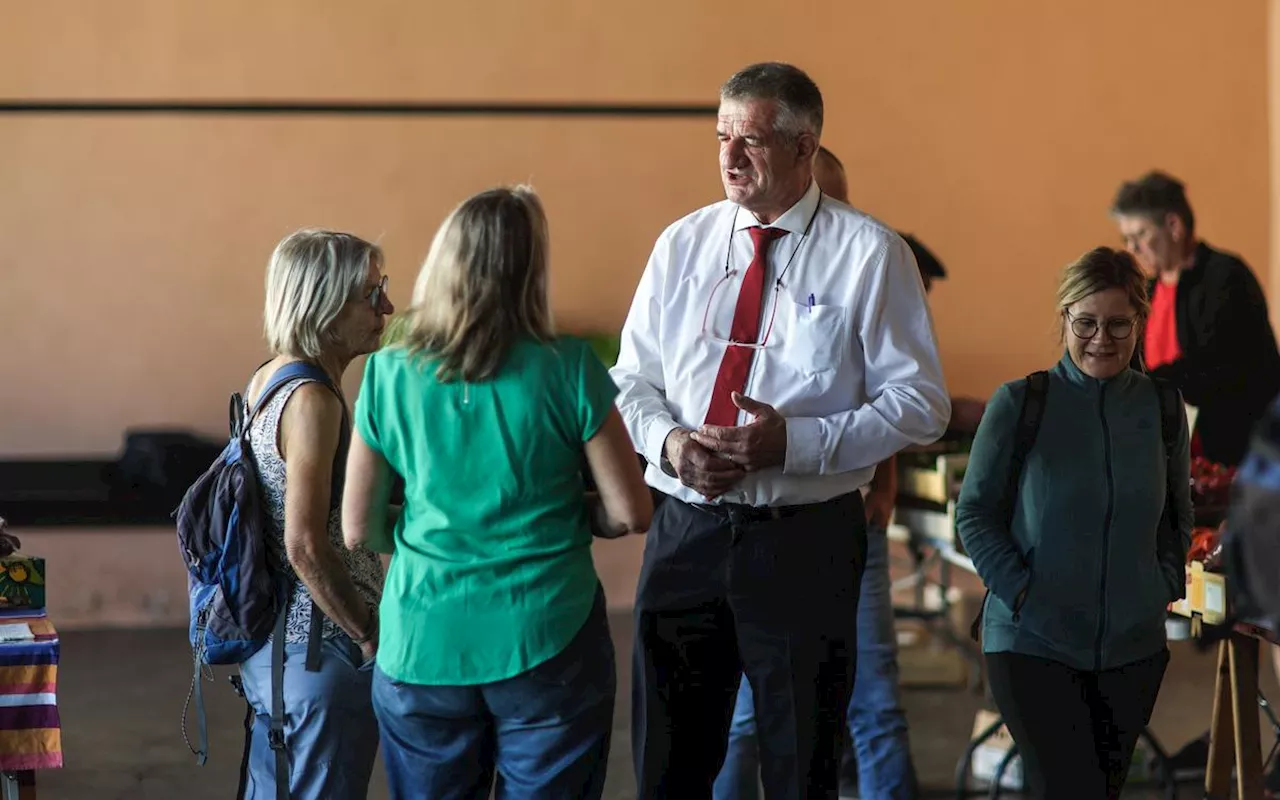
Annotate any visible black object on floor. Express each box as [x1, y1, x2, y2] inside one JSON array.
[[0, 429, 223, 527], [1158, 732, 1207, 781]]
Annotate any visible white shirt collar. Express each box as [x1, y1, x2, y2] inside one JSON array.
[[731, 179, 822, 235]]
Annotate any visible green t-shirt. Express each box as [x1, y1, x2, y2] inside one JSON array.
[[354, 335, 618, 685]]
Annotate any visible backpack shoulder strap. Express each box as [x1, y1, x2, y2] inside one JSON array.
[[1153, 377, 1183, 550], [269, 608, 289, 800], [1005, 370, 1050, 525], [239, 362, 349, 444], [249, 362, 341, 418], [228, 359, 274, 439], [228, 392, 248, 440], [1152, 378, 1181, 462], [971, 370, 1049, 643]]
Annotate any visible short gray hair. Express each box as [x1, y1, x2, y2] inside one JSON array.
[[720, 62, 824, 140], [264, 229, 382, 359]]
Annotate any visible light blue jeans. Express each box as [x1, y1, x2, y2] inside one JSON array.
[[238, 634, 379, 800], [713, 527, 919, 800]]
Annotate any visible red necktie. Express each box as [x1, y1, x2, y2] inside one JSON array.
[[704, 226, 786, 426]]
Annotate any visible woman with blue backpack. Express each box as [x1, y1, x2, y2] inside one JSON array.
[[235, 229, 395, 798], [341, 185, 653, 799], [956, 246, 1193, 800]]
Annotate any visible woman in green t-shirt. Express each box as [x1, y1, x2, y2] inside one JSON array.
[[342, 185, 652, 799]]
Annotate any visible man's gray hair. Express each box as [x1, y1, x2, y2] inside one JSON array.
[[720, 62, 824, 140], [264, 228, 382, 359]]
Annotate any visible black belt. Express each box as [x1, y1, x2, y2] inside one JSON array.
[[693, 494, 855, 525], [694, 503, 804, 525]]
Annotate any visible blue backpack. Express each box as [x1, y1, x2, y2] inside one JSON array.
[[174, 361, 345, 797]]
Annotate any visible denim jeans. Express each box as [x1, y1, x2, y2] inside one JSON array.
[[713, 527, 918, 800], [238, 634, 379, 800], [371, 589, 615, 800]]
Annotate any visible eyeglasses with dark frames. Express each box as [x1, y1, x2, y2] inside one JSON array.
[[1064, 310, 1136, 341]]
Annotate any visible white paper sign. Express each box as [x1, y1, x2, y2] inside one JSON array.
[[0, 623, 34, 642]]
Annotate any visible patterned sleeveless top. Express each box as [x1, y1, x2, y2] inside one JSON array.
[[247, 376, 383, 644]]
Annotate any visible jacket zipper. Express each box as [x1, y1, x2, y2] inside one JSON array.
[[1094, 383, 1114, 671]]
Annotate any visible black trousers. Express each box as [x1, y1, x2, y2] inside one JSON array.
[[985, 649, 1170, 800], [631, 491, 867, 800]]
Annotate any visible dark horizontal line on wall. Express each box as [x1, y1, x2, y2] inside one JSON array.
[[0, 100, 718, 117]]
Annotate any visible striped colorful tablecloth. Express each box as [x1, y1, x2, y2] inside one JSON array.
[[0, 609, 61, 770]]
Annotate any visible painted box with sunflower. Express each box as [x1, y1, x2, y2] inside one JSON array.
[[0, 556, 46, 610]]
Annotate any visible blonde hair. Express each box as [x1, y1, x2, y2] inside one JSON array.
[[264, 229, 383, 359], [1056, 246, 1149, 334], [401, 185, 554, 381]]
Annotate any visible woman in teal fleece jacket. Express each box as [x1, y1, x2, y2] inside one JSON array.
[[957, 246, 1192, 800]]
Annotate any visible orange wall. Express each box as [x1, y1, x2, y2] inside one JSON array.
[[1, 0, 1269, 457]]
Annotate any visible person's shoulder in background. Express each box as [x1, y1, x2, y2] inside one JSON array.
[[900, 233, 947, 284], [1199, 240, 1253, 274], [948, 396, 988, 436], [1196, 241, 1269, 300]]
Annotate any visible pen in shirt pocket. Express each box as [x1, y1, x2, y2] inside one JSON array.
[[807, 293, 815, 312]]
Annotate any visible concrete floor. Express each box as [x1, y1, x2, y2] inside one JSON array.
[[32, 613, 1280, 799]]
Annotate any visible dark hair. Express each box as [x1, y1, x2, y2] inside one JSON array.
[[1110, 171, 1195, 235], [902, 234, 946, 280], [720, 62, 824, 140], [817, 145, 844, 171]]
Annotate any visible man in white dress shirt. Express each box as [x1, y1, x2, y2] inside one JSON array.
[[611, 62, 950, 798]]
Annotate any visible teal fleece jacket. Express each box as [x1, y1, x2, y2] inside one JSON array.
[[956, 353, 1192, 672]]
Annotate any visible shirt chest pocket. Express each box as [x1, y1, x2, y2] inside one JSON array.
[[777, 292, 848, 375]]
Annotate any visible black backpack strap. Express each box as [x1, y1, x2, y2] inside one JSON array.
[[1153, 378, 1181, 497], [1006, 371, 1051, 524], [305, 606, 325, 673], [227, 673, 252, 800], [970, 370, 1050, 642], [269, 608, 289, 800], [229, 392, 248, 440], [1153, 378, 1184, 601]]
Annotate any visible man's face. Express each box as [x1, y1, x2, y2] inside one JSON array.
[[1116, 213, 1180, 276], [718, 97, 811, 218]]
